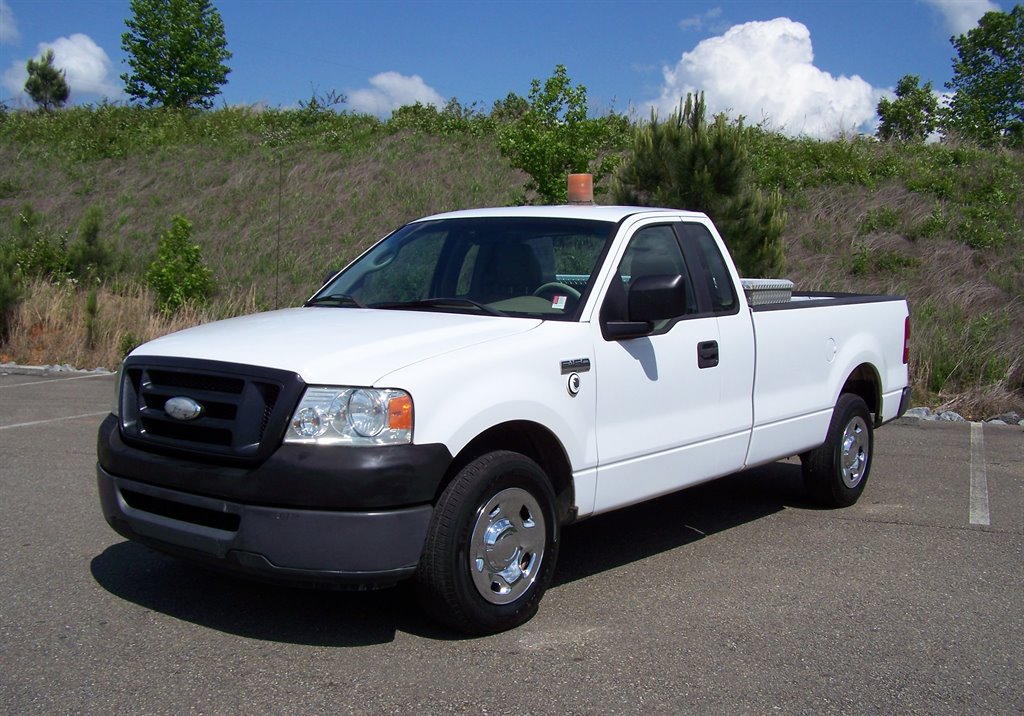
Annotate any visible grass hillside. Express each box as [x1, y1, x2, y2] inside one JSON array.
[[1, 107, 1021, 417]]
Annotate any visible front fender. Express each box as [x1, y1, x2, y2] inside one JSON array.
[[379, 321, 598, 474]]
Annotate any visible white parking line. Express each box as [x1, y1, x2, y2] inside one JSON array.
[[969, 422, 990, 526], [0, 373, 111, 389], [0, 411, 109, 431]]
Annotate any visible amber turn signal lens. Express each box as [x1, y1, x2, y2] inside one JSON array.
[[388, 395, 413, 430]]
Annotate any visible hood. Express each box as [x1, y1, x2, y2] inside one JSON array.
[[132, 307, 541, 385]]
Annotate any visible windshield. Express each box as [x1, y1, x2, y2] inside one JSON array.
[[311, 217, 615, 320]]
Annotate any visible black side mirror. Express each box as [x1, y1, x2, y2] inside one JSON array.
[[602, 274, 687, 340], [627, 274, 688, 322]]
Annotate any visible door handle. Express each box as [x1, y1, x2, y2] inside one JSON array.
[[698, 340, 719, 369]]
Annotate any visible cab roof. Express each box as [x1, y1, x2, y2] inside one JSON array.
[[414, 205, 710, 224]]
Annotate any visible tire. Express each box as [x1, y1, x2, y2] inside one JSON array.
[[416, 450, 559, 635], [802, 393, 874, 508]]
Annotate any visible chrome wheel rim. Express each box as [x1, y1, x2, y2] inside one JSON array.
[[840, 416, 869, 488], [469, 487, 546, 605]]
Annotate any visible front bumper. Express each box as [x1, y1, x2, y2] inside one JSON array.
[[98, 465, 433, 587], [96, 413, 451, 587], [97, 414, 452, 511]]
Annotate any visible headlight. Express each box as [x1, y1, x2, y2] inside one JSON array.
[[284, 386, 413, 446]]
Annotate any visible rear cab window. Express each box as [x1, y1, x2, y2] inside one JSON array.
[[678, 222, 739, 315]]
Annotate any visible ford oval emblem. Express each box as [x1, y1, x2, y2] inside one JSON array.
[[165, 396, 204, 421]]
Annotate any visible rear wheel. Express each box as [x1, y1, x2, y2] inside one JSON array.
[[802, 393, 874, 507], [416, 450, 559, 635]]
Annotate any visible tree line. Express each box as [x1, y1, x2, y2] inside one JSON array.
[[20, 0, 1023, 150], [877, 4, 1023, 147]]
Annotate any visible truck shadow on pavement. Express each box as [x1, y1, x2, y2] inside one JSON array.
[[553, 460, 808, 586], [90, 461, 810, 645]]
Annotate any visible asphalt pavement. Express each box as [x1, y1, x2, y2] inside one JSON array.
[[1, 370, 1021, 715]]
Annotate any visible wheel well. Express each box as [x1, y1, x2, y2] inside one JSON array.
[[442, 422, 576, 523], [841, 364, 881, 423]]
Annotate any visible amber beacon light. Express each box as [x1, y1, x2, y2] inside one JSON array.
[[567, 173, 594, 204]]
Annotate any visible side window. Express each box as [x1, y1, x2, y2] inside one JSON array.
[[681, 222, 738, 314], [603, 225, 697, 327]]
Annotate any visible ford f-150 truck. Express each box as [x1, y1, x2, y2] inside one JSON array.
[[97, 203, 911, 634]]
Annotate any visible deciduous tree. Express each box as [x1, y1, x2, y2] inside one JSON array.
[[876, 75, 939, 143], [497, 65, 627, 204], [121, 0, 232, 110], [945, 5, 1024, 146]]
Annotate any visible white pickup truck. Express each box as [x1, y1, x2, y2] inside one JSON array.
[[97, 204, 911, 634]]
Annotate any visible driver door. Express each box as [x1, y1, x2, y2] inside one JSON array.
[[592, 220, 744, 513]]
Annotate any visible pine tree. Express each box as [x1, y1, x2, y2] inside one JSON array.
[[614, 94, 785, 277], [24, 50, 70, 112]]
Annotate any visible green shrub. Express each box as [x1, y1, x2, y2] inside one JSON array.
[[84, 287, 98, 350], [858, 207, 901, 234], [119, 331, 141, 358], [7, 203, 73, 280], [497, 65, 628, 203], [905, 204, 948, 240], [747, 131, 886, 193], [0, 243, 23, 341], [387, 99, 495, 137], [850, 246, 919, 276], [68, 206, 119, 280], [145, 216, 215, 314], [958, 206, 1005, 248]]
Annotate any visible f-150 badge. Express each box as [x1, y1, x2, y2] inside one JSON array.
[[560, 358, 591, 375]]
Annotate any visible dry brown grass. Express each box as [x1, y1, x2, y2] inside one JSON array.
[[0, 279, 257, 370]]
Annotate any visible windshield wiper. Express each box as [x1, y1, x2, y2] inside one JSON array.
[[372, 297, 506, 317], [303, 293, 367, 308]]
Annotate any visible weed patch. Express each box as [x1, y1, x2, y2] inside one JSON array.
[[858, 207, 901, 235]]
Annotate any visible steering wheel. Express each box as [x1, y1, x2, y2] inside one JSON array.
[[532, 282, 582, 302]]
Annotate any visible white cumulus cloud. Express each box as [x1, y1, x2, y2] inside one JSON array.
[[0, 0, 18, 44], [652, 18, 880, 139], [3, 33, 121, 101], [921, 0, 1000, 35], [348, 71, 445, 116]]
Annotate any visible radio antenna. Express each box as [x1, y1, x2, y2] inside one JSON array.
[[275, 153, 283, 309]]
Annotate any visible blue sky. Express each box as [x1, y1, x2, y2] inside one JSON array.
[[0, 0, 1009, 138]]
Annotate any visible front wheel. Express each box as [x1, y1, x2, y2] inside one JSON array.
[[802, 393, 874, 507], [416, 451, 559, 635]]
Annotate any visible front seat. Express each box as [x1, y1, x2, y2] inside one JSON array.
[[476, 243, 542, 303]]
